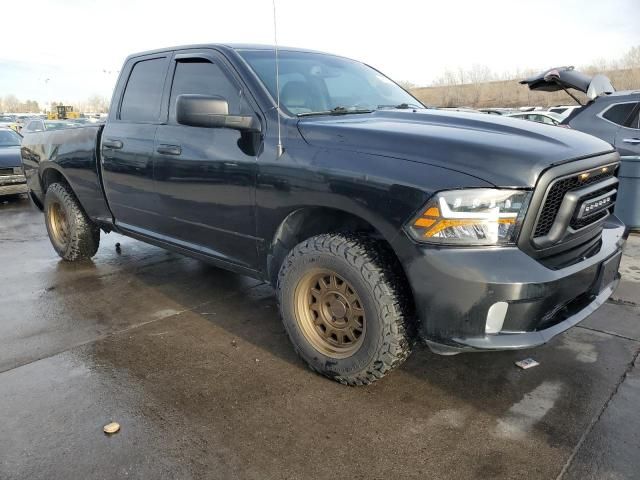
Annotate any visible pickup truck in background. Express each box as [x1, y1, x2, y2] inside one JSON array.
[[21, 44, 627, 385]]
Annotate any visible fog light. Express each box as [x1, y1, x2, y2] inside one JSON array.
[[486, 302, 508, 334]]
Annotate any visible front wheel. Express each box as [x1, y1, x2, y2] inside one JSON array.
[[44, 182, 100, 261], [277, 234, 414, 385]]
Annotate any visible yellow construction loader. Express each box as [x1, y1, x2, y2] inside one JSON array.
[[47, 105, 80, 120]]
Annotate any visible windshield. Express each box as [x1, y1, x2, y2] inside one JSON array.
[[45, 122, 76, 130], [0, 129, 21, 146], [238, 49, 422, 116]]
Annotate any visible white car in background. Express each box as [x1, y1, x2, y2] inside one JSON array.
[[548, 105, 582, 120], [507, 111, 564, 126]]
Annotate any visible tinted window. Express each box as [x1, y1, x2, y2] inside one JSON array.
[[627, 108, 640, 130], [0, 129, 21, 146], [168, 59, 245, 122], [120, 57, 168, 122], [603, 103, 638, 126]]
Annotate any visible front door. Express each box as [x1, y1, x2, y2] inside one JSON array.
[[101, 54, 170, 232], [152, 50, 259, 270]]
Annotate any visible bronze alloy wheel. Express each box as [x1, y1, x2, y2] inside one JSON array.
[[294, 268, 366, 358], [47, 201, 70, 251]]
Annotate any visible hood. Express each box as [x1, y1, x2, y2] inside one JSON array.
[[0, 146, 22, 168], [520, 66, 615, 100], [296, 109, 614, 187]]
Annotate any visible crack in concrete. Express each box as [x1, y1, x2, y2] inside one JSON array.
[[575, 325, 640, 343], [556, 345, 640, 480], [607, 297, 640, 308]]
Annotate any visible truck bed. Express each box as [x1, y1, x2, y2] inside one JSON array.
[[21, 124, 112, 223]]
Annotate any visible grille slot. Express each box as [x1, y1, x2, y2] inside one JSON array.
[[0, 168, 13, 176], [534, 168, 616, 238]]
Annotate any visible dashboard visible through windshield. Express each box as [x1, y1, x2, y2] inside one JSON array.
[[238, 49, 422, 116]]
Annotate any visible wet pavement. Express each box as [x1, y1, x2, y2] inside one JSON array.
[[1, 196, 639, 480]]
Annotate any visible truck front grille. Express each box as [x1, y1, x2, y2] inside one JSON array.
[[534, 168, 616, 237]]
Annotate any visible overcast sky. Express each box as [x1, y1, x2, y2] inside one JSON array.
[[2, 0, 639, 104]]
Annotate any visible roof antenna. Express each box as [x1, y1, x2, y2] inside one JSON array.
[[272, 0, 284, 158]]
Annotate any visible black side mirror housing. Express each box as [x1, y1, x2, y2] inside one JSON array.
[[176, 94, 260, 132]]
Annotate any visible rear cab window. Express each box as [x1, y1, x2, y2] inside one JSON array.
[[120, 57, 169, 122]]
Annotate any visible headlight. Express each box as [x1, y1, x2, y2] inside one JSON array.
[[406, 189, 531, 245]]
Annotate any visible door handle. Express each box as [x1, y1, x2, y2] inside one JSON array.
[[103, 139, 123, 149], [622, 138, 640, 144], [156, 144, 182, 156]]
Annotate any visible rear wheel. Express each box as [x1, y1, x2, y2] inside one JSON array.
[[44, 182, 100, 261], [277, 234, 414, 385]]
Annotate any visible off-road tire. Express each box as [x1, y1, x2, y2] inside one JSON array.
[[277, 233, 414, 385], [44, 182, 100, 261]]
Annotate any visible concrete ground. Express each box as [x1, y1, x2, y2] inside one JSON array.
[[1, 196, 639, 480]]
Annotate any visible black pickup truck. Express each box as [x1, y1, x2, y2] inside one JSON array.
[[21, 44, 627, 385]]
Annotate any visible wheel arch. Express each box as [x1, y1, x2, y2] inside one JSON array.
[[40, 163, 72, 193], [265, 206, 411, 292], [39, 164, 93, 222]]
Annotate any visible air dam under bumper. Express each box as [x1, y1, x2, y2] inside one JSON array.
[[399, 216, 627, 354]]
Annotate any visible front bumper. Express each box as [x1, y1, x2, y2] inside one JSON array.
[[396, 216, 627, 354], [0, 174, 28, 196]]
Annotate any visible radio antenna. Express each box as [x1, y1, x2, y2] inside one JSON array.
[[272, 0, 284, 157]]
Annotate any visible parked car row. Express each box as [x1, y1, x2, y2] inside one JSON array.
[[0, 127, 28, 197], [0, 112, 105, 134]]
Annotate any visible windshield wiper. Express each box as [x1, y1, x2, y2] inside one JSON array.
[[377, 103, 423, 110], [297, 106, 374, 117]]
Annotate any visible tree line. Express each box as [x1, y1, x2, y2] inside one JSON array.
[[409, 45, 640, 108]]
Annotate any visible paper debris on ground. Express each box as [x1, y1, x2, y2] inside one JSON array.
[[515, 358, 540, 370]]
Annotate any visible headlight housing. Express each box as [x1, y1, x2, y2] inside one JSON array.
[[406, 189, 531, 245]]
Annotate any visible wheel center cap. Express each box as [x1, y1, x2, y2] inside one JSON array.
[[329, 299, 347, 319]]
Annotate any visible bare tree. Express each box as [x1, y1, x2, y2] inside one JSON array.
[[622, 46, 640, 69], [3, 95, 20, 112]]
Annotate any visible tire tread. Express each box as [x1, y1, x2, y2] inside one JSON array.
[[45, 182, 100, 261], [277, 233, 414, 386]]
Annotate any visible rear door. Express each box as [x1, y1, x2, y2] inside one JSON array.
[[613, 102, 640, 158], [101, 54, 170, 232], [151, 49, 259, 269]]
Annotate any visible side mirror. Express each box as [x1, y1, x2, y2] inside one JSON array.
[[176, 94, 260, 132]]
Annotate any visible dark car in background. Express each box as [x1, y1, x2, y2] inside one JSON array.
[[521, 66, 640, 160], [0, 127, 28, 197]]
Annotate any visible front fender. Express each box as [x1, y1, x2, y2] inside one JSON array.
[[257, 144, 491, 281]]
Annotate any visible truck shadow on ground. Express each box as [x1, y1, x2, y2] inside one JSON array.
[[21, 213, 635, 467]]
